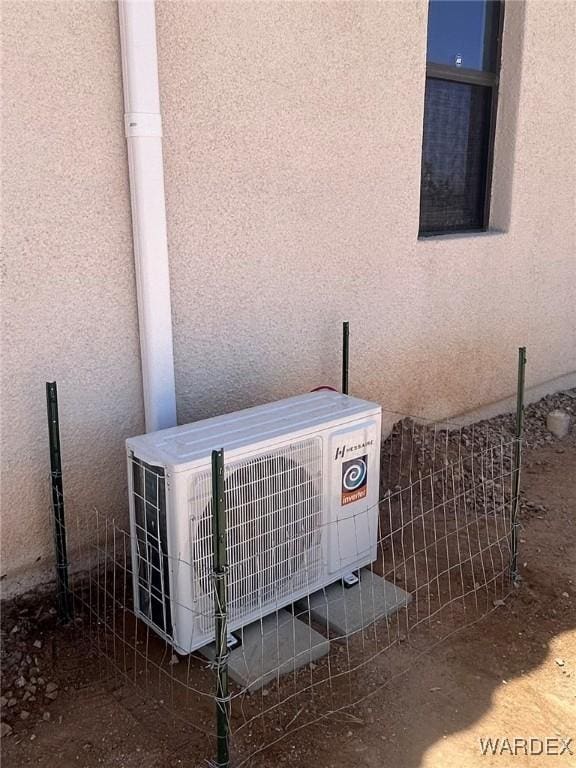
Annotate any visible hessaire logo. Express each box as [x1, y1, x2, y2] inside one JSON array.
[[334, 440, 373, 460], [341, 455, 368, 506]]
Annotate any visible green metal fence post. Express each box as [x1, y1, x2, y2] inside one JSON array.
[[342, 321, 350, 395], [212, 449, 230, 768], [510, 347, 526, 582], [46, 381, 72, 622]]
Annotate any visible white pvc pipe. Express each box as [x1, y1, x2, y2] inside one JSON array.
[[118, 0, 177, 432]]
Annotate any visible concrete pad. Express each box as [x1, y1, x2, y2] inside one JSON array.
[[199, 609, 330, 693], [294, 570, 412, 638]]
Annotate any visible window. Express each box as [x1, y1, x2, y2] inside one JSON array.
[[419, 1, 504, 236]]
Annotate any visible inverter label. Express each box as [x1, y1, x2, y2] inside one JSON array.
[[341, 455, 368, 505]]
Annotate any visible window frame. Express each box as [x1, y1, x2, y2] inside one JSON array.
[[419, 1, 506, 237]]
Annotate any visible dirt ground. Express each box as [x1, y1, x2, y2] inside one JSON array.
[[1, 431, 575, 767]]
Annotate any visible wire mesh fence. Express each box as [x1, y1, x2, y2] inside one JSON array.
[[64, 406, 520, 768]]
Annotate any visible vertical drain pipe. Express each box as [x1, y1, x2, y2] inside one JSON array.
[[118, 0, 177, 432]]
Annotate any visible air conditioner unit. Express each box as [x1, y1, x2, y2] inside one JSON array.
[[126, 391, 382, 654]]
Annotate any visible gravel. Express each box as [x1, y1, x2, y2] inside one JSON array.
[[380, 390, 576, 532], [475, 390, 576, 449], [0, 597, 61, 737]]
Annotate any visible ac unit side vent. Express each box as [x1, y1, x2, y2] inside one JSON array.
[[191, 438, 323, 631], [131, 457, 173, 638]]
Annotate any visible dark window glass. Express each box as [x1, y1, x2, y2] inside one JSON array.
[[427, 1, 500, 71], [420, 80, 491, 233], [419, 1, 503, 235]]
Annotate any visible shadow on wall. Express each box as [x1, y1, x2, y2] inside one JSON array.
[[174, 320, 345, 425], [175, 329, 529, 432]]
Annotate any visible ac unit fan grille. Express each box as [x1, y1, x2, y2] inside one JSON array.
[[131, 457, 172, 637], [191, 438, 323, 630]]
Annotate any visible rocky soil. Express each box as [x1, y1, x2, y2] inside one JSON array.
[[0, 599, 78, 741], [471, 389, 576, 449]]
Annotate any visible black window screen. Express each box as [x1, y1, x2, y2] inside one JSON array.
[[419, 1, 503, 236], [420, 79, 491, 233]]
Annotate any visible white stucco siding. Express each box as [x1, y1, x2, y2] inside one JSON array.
[[1, 0, 574, 594], [1, 1, 144, 594]]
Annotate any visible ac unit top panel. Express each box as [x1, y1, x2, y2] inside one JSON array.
[[127, 391, 381, 472]]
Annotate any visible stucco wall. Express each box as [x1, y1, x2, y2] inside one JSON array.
[[1, 1, 144, 594], [1, 0, 575, 595], [156, 0, 575, 426]]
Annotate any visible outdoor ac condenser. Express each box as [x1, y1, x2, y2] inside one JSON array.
[[126, 391, 382, 654]]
